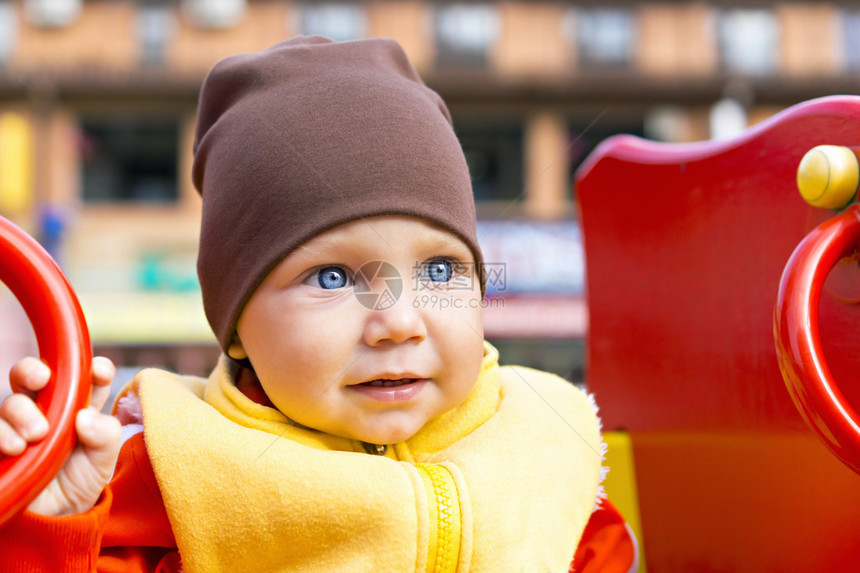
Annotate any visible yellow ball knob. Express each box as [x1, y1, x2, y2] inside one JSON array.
[[796, 145, 859, 209]]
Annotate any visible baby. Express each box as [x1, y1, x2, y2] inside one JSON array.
[[0, 36, 620, 572]]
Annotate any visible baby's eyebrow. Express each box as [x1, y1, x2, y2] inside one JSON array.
[[291, 238, 344, 259], [426, 235, 474, 256]]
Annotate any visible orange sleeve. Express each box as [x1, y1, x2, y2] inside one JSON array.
[[0, 432, 181, 572], [569, 499, 638, 573]]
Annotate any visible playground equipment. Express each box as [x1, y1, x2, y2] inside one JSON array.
[[578, 95, 860, 571], [0, 216, 91, 525]]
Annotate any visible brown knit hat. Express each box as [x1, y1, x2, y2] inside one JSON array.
[[193, 36, 482, 350]]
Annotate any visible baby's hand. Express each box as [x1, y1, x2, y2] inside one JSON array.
[[0, 357, 122, 516]]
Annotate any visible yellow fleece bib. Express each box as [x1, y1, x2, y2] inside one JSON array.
[[133, 343, 602, 572]]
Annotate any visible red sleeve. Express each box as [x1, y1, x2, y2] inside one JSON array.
[[98, 432, 180, 572], [569, 499, 638, 573], [0, 432, 181, 572], [0, 487, 112, 572]]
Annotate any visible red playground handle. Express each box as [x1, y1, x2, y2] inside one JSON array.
[[775, 204, 860, 475], [0, 215, 92, 525]]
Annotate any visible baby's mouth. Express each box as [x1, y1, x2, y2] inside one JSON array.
[[349, 377, 429, 402], [360, 378, 417, 388]]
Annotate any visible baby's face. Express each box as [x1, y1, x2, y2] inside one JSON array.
[[231, 215, 485, 445]]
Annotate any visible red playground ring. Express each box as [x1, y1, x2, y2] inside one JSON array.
[[0, 215, 92, 525], [775, 204, 860, 475]]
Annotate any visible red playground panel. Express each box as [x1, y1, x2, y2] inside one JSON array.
[[576, 96, 860, 572]]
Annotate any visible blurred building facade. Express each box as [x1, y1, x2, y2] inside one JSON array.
[[0, 0, 858, 380]]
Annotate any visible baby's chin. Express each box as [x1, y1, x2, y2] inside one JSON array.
[[350, 429, 419, 447], [343, 419, 426, 447]]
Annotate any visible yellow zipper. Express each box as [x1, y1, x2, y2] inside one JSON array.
[[416, 463, 461, 573]]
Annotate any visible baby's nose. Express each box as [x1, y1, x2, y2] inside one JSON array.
[[361, 297, 427, 346]]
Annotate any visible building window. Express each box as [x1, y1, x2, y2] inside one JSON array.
[[182, 0, 245, 29], [296, 2, 365, 42], [718, 9, 779, 75], [79, 115, 180, 204], [138, 3, 176, 67], [567, 8, 636, 69], [23, 0, 80, 28], [0, 1, 16, 66], [489, 339, 585, 384], [435, 3, 500, 68], [842, 10, 860, 72], [567, 117, 645, 202], [455, 120, 523, 203]]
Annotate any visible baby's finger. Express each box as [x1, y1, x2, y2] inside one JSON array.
[[0, 394, 48, 454], [87, 358, 116, 412], [8, 358, 51, 395], [0, 417, 26, 456], [90, 358, 116, 388], [75, 408, 122, 476]]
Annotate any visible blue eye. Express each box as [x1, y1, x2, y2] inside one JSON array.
[[424, 259, 454, 283], [316, 266, 350, 289]]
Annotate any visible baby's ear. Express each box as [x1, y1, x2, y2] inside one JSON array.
[[226, 335, 248, 360]]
